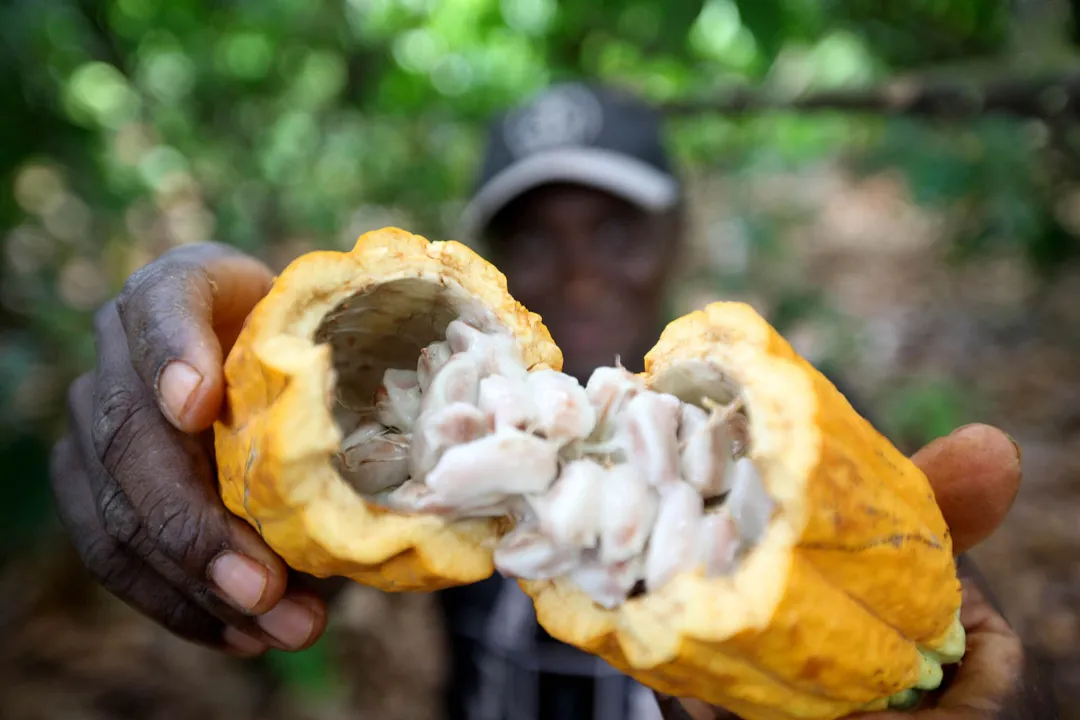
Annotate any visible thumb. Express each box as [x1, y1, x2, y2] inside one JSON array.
[[115, 242, 273, 433], [909, 423, 1022, 556]]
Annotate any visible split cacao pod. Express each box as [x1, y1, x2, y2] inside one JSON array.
[[214, 227, 964, 720]]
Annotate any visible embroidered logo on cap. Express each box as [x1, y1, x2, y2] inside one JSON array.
[[503, 83, 604, 159]]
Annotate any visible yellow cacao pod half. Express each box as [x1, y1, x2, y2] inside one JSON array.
[[214, 227, 964, 720]]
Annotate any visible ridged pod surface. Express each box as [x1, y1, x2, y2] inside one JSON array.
[[214, 228, 964, 719], [519, 302, 964, 719]]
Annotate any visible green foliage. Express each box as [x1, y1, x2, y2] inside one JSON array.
[[262, 635, 342, 699], [822, 0, 1011, 68], [732, 0, 804, 63], [858, 117, 1080, 274], [879, 376, 988, 450], [0, 433, 55, 564]]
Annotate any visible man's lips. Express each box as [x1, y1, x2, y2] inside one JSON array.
[[556, 317, 604, 338], [553, 318, 627, 354]]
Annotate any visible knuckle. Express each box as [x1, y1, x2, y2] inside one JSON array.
[[115, 257, 215, 373], [115, 259, 174, 325], [87, 379, 226, 571], [98, 483, 140, 545], [138, 491, 223, 570], [115, 243, 234, 325], [90, 384, 158, 477], [140, 297, 199, 356]]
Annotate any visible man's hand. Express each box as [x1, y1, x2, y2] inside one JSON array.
[[49, 243, 328, 657], [663, 423, 1056, 719]]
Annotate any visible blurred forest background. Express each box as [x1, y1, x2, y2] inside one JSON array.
[[2, 0, 1080, 716]]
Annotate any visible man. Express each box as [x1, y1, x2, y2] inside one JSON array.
[[49, 81, 1053, 719], [440, 82, 688, 720], [461, 82, 682, 386]]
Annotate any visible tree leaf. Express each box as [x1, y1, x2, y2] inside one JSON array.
[[733, 0, 786, 62]]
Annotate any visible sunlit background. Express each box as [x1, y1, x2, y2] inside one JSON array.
[[2, 0, 1080, 716]]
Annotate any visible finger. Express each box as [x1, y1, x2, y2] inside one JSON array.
[[67, 373, 270, 642], [91, 304, 289, 611], [656, 695, 709, 719], [254, 588, 329, 653], [78, 346, 325, 651], [933, 578, 1024, 715], [49, 426, 261, 653], [114, 242, 272, 432], [669, 426, 1026, 720], [843, 578, 1024, 720], [222, 626, 272, 658], [909, 423, 1022, 556]]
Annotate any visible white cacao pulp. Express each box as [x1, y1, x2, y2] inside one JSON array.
[[332, 319, 775, 609]]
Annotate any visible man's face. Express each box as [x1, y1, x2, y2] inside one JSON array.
[[486, 183, 680, 382]]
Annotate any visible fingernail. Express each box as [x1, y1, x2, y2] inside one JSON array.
[[223, 626, 268, 658], [953, 424, 1023, 463], [158, 360, 203, 425], [257, 597, 318, 650], [210, 552, 268, 612], [1004, 432, 1023, 462]]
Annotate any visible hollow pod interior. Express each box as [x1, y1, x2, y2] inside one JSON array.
[[215, 228, 562, 589], [215, 229, 966, 720]]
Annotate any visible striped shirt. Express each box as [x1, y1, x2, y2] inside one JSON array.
[[438, 574, 664, 720]]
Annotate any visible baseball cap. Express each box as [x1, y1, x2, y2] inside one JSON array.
[[460, 82, 682, 240]]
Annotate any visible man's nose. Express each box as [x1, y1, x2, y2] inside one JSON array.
[[564, 270, 606, 310], [562, 247, 609, 309]]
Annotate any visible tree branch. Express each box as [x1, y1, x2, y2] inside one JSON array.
[[663, 73, 1080, 121]]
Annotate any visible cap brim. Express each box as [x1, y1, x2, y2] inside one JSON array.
[[458, 147, 680, 241]]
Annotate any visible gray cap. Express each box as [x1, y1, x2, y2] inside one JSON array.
[[460, 82, 682, 240]]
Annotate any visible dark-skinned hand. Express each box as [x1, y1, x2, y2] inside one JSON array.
[[659, 424, 1059, 719], [48, 242, 334, 657]]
